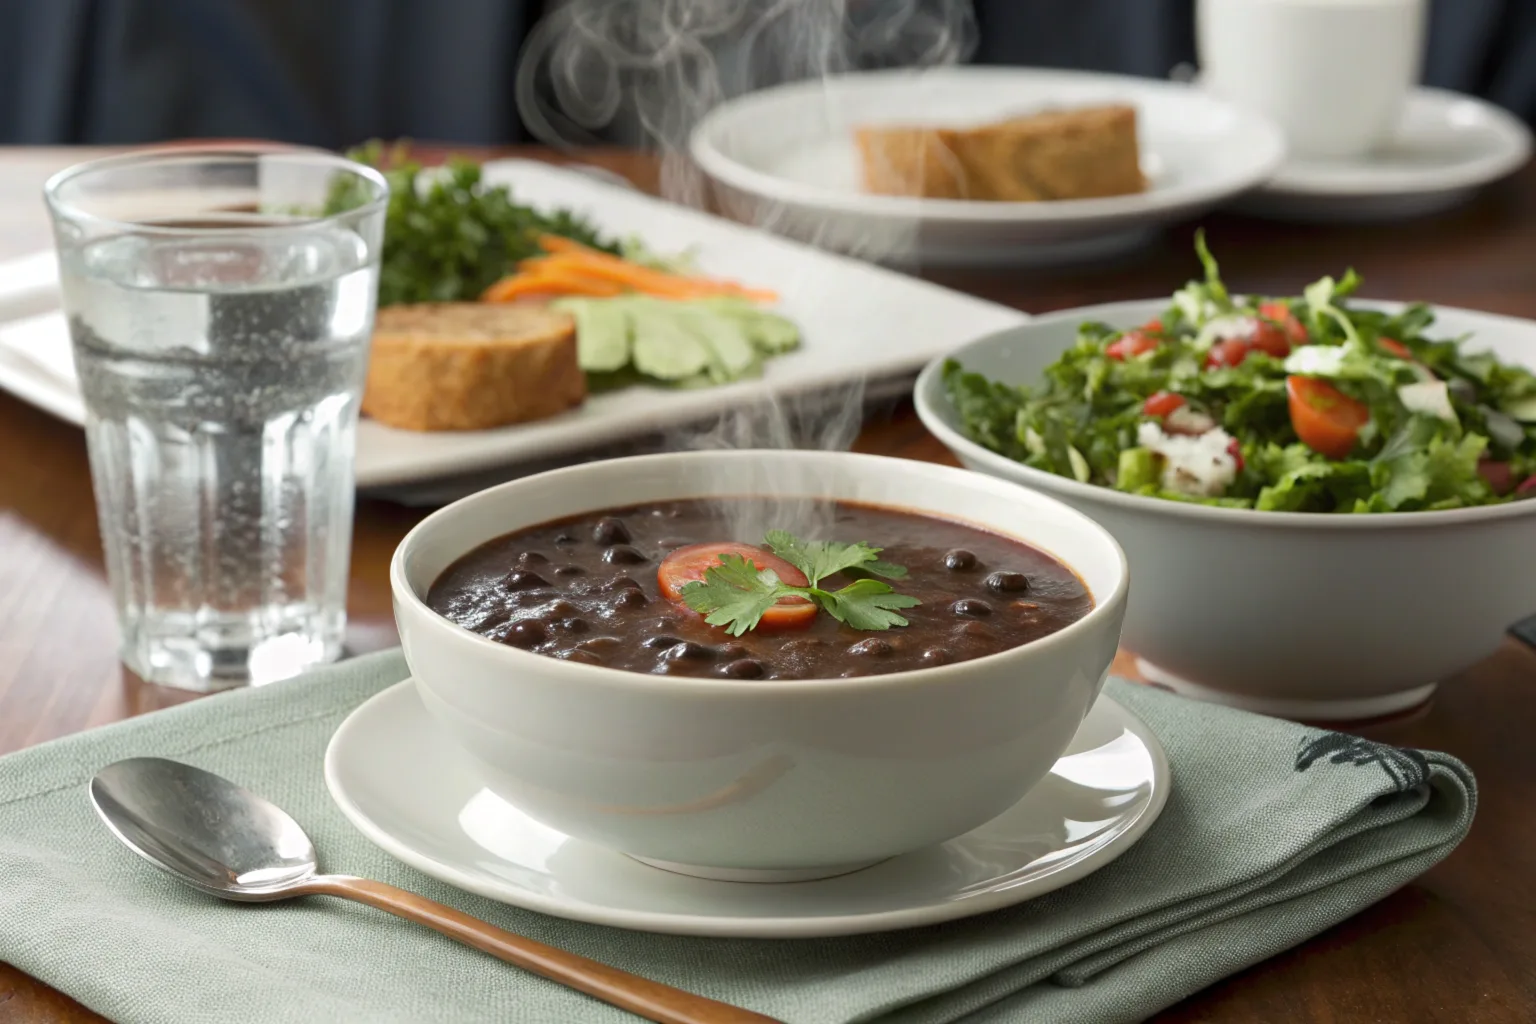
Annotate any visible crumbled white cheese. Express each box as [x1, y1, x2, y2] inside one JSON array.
[[1137, 422, 1239, 497], [1398, 380, 1458, 422], [1284, 345, 1347, 377], [1172, 287, 1217, 326], [1194, 316, 1258, 351]]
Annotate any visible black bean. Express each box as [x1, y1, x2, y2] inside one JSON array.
[[642, 634, 683, 649], [951, 598, 993, 618], [556, 649, 602, 665], [555, 533, 577, 545], [848, 638, 893, 657], [503, 620, 547, 649], [471, 607, 512, 631], [560, 617, 590, 634], [602, 576, 642, 592], [956, 621, 996, 641], [643, 615, 681, 633], [542, 599, 580, 619], [592, 517, 632, 546], [517, 551, 549, 567], [502, 570, 549, 591], [577, 636, 622, 653], [664, 641, 713, 661], [714, 643, 749, 662], [602, 545, 648, 565], [506, 589, 553, 608], [610, 588, 649, 609], [920, 648, 953, 667], [720, 658, 765, 679], [984, 571, 1030, 594], [780, 637, 829, 654], [943, 549, 977, 571], [552, 564, 585, 577]]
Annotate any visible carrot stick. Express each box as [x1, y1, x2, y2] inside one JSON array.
[[535, 235, 780, 303], [481, 270, 624, 302]]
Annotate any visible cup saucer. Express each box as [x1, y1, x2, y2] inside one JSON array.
[[1241, 88, 1532, 222], [323, 679, 1170, 938]]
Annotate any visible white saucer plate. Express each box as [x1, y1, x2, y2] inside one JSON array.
[[690, 67, 1286, 267], [324, 680, 1170, 938], [1241, 88, 1533, 222]]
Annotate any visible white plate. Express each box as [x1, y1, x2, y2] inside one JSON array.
[[690, 67, 1286, 266], [324, 679, 1170, 938], [0, 159, 1025, 490], [1242, 88, 1533, 222]]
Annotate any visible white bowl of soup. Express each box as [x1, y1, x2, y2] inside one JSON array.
[[391, 449, 1128, 880]]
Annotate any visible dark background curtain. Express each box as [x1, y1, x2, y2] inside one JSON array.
[[0, 0, 1531, 148]]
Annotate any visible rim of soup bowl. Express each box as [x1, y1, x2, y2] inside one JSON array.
[[916, 298, 1536, 532], [391, 449, 1129, 697]]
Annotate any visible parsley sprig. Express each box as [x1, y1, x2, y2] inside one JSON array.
[[678, 531, 921, 637]]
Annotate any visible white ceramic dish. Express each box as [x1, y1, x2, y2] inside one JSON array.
[[1242, 89, 1532, 222], [391, 450, 1128, 879], [324, 678, 1169, 937], [690, 67, 1286, 266], [0, 160, 1025, 489], [915, 299, 1536, 721]]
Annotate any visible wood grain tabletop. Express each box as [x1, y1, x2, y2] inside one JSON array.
[[1, 144, 1535, 1023]]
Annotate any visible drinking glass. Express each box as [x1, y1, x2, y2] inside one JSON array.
[[44, 149, 389, 690]]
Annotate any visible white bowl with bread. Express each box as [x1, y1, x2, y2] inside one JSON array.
[[691, 66, 1287, 265]]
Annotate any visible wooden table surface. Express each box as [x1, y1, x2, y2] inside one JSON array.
[[2, 145, 1535, 1023]]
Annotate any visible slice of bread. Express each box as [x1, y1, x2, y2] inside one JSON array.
[[855, 104, 1146, 202], [362, 303, 585, 431]]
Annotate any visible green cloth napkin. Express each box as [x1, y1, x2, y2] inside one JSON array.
[[0, 651, 1474, 1024]]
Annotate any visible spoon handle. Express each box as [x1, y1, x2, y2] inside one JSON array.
[[301, 875, 783, 1024]]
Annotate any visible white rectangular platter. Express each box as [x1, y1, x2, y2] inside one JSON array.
[[0, 159, 1026, 489]]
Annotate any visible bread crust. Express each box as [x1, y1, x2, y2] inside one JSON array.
[[856, 104, 1146, 202], [362, 303, 585, 431]]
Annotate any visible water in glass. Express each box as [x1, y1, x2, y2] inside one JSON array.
[[58, 218, 377, 688]]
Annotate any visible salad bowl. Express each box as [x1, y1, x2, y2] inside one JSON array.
[[916, 298, 1536, 720]]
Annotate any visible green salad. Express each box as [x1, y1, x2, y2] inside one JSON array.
[[943, 235, 1536, 513]]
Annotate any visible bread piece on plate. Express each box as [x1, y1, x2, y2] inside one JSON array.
[[362, 303, 585, 431], [855, 104, 1146, 202]]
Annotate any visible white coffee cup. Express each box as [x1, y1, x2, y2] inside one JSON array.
[[1197, 0, 1427, 160]]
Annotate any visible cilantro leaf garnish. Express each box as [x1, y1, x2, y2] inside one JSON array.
[[762, 530, 908, 586], [678, 534, 920, 636], [811, 578, 923, 631], [677, 554, 785, 636]]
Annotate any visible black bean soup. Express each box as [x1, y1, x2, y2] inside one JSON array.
[[426, 499, 1093, 680]]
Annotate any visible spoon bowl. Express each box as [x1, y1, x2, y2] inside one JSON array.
[[89, 756, 779, 1024], [91, 757, 318, 900]]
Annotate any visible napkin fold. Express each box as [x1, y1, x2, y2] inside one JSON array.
[[0, 651, 1474, 1024]]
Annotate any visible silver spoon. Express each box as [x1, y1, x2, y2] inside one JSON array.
[[89, 757, 780, 1024]]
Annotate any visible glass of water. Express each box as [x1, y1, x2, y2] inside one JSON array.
[[44, 149, 388, 691]]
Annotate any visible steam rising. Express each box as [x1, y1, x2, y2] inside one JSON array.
[[517, 1, 975, 541], [516, 0, 976, 208]]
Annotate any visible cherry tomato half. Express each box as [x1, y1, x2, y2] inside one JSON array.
[[1286, 376, 1370, 460], [1106, 331, 1159, 361], [1142, 391, 1187, 418], [1205, 338, 1252, 369], [1227, 437, 1245, 473], [658, 542, 816, 630], [1378, 337, 1413, 360], [1258, 302, 1308, 347]]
